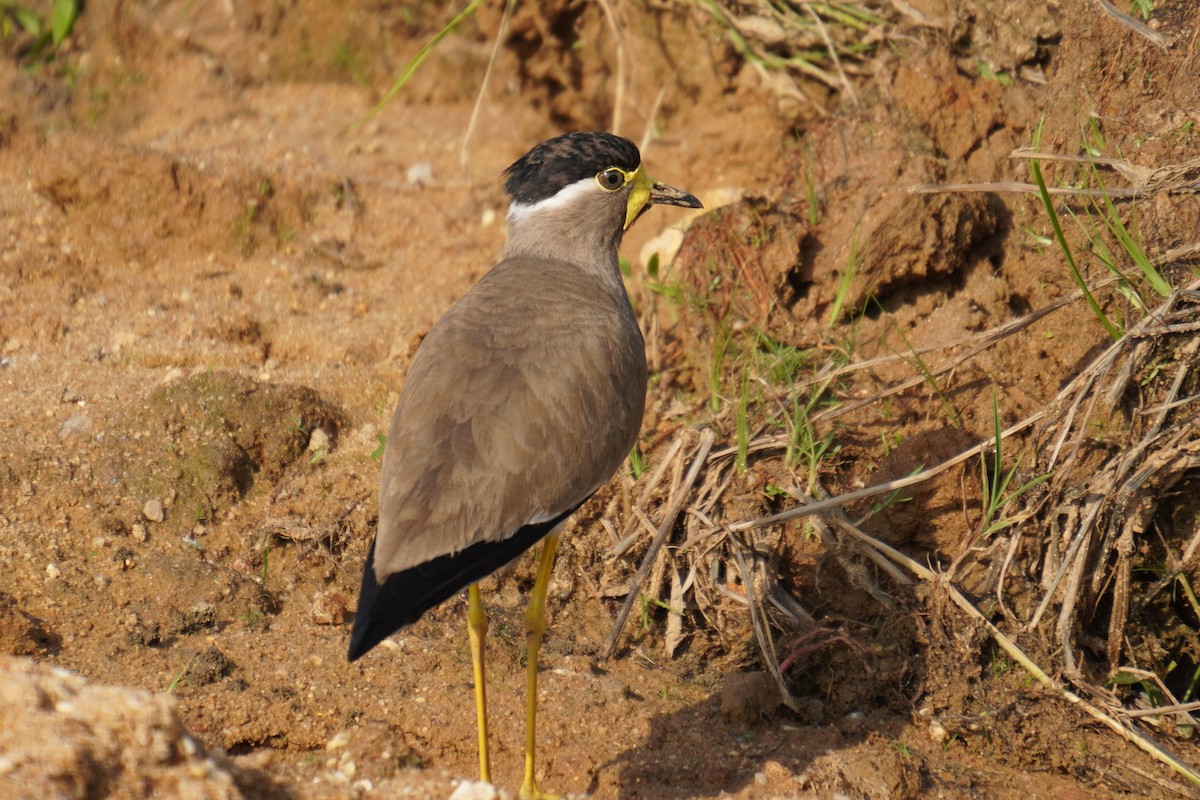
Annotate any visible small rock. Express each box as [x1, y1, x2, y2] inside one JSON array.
[[406, 162, 434, 186], [326, 731, 351, 751], [131, 523, 148, 543], [142, 499, 165, 523], [58, 414, 91, 439], [449, 780, 498, 800], [60, 388, 82, 404], [307, 427, 330, 454], [311, 590, 349, 626], [45, 564, 61, 580]]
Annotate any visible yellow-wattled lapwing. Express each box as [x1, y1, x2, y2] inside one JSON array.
[[348, 131, 701, 799]]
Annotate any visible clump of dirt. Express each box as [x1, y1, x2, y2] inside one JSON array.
[[107, 372, 343, 532], [0, 655, 278, 800], [0, 593, 55, 656]]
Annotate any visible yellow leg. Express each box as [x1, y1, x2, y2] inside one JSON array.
[[519, 533, 560, 800], [467, 583, 492, 784]]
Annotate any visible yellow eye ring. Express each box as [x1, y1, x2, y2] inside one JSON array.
[[596, 168, 629, 192]]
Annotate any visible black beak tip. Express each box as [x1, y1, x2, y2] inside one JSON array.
[[650, 182, 704, 210]]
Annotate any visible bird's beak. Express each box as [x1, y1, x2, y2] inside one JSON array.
[[624, 167, 704, 230], [650, 181, 703, 209]]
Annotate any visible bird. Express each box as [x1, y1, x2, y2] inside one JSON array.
[[347, 131, 702, 799]]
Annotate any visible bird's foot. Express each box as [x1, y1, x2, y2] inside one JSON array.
[[518, 779, 559, 800]]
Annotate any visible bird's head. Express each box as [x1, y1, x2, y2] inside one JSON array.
[[501, 131, 702, 263]]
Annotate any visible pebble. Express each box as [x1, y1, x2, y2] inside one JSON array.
[[142, 499, 165, 523], [406, 162, 434, 186], [45, 563, 61, 580], [326, 731, 351, 751], [449, 781, 498, 800], [311, 590, 349, 626], [307, 427, 330, 454], [131, 523, 148, 542], [59, 414, 92, 439]]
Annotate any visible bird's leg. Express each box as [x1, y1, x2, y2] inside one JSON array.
[[467, 583, 492, 784], [519, 532, 560, 800]]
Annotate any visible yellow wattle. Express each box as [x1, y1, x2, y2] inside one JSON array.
[[624, 165, 653, 230]]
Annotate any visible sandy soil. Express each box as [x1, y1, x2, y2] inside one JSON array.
[[2, 0, 1199, 798]]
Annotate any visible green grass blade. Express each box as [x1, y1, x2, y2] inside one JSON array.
[[1088, 163, 1171, 297], [357, 0, 484, 128], [50, 0, 76, 45], [735, 368, 750, 475], [1029, 157, 1121, 340]]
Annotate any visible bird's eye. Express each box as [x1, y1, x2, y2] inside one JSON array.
[[597, 168, 626, 191]]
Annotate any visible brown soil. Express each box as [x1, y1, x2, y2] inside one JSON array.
[[2, 1, 1199, 798]]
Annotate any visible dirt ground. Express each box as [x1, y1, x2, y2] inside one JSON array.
[[2, 0, 1199, 798]]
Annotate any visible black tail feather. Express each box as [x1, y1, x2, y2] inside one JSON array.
[[347, 507, 579, 661]]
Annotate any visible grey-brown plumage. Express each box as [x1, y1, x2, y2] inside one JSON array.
[[349, 131, 700, 661]]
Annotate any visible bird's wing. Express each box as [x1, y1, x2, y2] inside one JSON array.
[[370, 256, 647, 580]]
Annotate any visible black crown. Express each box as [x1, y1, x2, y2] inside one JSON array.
[[504, 132, 641, 206]]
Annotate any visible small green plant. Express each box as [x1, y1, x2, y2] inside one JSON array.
[[976, 392, 1053, 539], [165, 653, 196, 694], [977, 61, 1012, 86], [628, 445, 648, 480], [989, 643, 1015, 677], [863, 468, 919, 520], [239, 604, 267, 630], [1029, 119, 1121, 340], [370, 433, 387, 460], [734, 367, 751, 475], [1129, 0, 1154, 20], [638, 594, 653, 630], [1139, 360, 1168, 387], [755, 332, 811, 387], [638, 594, 683, 630], [1088, 162, 1171, 298], [645, 251, 687, 306], [708, 325, 734, 412], [826, 228, 863, 326], [804, 161, 820, 226], [1081, 115, 1106, 157], [1, 0, 77, 62], [879, 430, 903, 457]]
